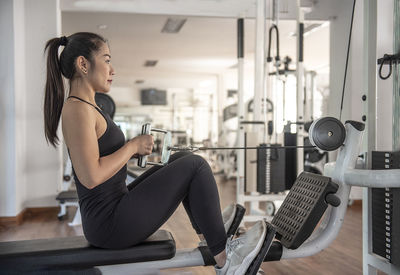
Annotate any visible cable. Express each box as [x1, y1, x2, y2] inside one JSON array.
[[339, 0, 356, 121], [168, 145, 315, 152], [267, 24, 280, 64], [377, 54, 400, 80]]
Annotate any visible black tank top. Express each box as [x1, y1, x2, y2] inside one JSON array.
[[67, 96, 128, 247]]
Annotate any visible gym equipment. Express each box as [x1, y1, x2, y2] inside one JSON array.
[[0, 205, 259, 274], [284, 131, 297, 190], [3, 120, 400, 274], [0, 230, 175, 273], [256, 144, 286, 194], [338, 0, 356, 121], [371, 151, 400, 266], [95, 93, 116, 119], [377, 53, 400, 80], [55, 157, 81, 226], [271, 172, 339, 249], [308, 117, 346, 152], [266, 24, 280, 68], [137, 117, 346, 168], [304, 136, 328, 176], [0, 168, 339, 274], [137, 123, 172, 168]]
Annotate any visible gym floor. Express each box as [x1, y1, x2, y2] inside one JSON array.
[[0, 176, 364, 275]]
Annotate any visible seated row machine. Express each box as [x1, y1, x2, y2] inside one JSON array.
[[2, 120, 400, 274]]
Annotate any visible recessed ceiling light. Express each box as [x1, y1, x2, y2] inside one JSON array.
[[161, 18, 187, 33], [97, 24, 107, 30], [144, 60, 158, 67]]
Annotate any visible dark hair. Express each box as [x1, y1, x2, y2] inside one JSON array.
[[43, 32, 107, 147]]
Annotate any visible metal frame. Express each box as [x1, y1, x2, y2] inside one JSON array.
[[361, 0, 400, 273], [57, 156, 81, 226], [93, 120, 400, 273], [295, 0, 305, 177], [236, 0, 315, 223]]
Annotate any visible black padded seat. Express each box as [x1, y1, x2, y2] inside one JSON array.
[[0, 230, 175, 273], [56, 190, 78, 202]]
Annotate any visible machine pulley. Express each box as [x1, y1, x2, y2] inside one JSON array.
[[137, 117, 346, 167]]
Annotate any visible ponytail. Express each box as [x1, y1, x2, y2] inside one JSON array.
[[43, 32, 107, 147], [44, 37, 65, 147]]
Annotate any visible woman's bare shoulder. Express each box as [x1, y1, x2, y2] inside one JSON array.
[[62, 100, 94, 120]]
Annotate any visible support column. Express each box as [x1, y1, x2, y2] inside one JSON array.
[[236, 18, 245, 205], [296, 0, 305, 176]]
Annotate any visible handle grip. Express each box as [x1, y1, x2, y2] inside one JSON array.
[[137, 123, 152, 168]]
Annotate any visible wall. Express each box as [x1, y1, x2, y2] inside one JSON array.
[[0, 0, 62, 217], [24, 0, 63, 207], [0, 0, 18, 216], [328, 2, 354, 120]]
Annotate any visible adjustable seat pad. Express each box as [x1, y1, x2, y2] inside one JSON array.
[[0, 230, 175, 272], [56, 190, 79, 202]]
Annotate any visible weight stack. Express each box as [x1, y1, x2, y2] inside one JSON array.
[[371, 151, 400, 266], [257, 144, 286, 193], [284, 132, 297, 190]]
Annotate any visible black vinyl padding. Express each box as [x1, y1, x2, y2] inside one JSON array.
[[264, 241, 283, 262], [56, 190, 78, 202], [0, 230, 175, 272]]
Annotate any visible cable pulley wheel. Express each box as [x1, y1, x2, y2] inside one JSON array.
[[308, 117, 346, 152]]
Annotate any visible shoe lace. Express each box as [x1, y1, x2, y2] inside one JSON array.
[[226, 235, 244, 256]]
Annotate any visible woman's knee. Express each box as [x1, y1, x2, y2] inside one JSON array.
[[187, 154, 211, 173], [168, 151, 193, 163], [171, 153, 208, 170]]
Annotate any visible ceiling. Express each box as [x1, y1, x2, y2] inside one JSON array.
[[60, 0, 337, 91]]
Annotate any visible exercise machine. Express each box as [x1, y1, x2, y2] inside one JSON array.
[[1, 117, 371, 275]]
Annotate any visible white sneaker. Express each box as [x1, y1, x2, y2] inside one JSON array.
[[215, 220, 267, 275], [222, 203, 237, 234], [199, 203, 244, 247]]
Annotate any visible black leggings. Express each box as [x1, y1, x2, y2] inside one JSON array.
[[103, 152, 227, 256]]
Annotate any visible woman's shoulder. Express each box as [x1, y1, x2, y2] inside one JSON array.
[[62, 99, 96, 123]]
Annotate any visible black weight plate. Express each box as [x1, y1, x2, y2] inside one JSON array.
[[304, 165, 322, 175], [95, 93, 116, 119], [306, 150, 325, 163], [304, 137, 325, 162]]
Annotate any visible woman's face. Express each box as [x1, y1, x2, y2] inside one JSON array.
[[88, 43, 115, 93]]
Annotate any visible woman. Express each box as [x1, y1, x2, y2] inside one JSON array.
[[43, 32, 267, 274]]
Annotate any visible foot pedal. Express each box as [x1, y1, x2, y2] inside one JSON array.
[[271, 171, 339, 249], [227, 204, 246, 237], [245, 221, 276, 275]]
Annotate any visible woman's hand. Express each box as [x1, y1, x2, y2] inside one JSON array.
[[130, 134, 154, 157]]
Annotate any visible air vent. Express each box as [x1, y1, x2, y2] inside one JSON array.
[[144, 60, 158, 67], [161, 18, 187, 33], [135, 80, 145, 84]]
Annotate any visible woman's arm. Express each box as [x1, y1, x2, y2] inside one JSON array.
[[62, 102, 153, 189]]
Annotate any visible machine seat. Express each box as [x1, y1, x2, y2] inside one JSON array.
[[0, 230, 175, 272], [56, 190, 78, 202]]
